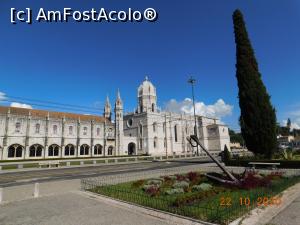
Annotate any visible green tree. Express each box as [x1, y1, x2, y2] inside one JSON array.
[[233, 10, 277, 159], [287, 118, 291, 129], [229, 129, 244, 145], [223, 145, 231, 164]]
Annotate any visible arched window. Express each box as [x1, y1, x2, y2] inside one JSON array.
[[83, 127, 88, 135], [152, 103, 155, 112], [174, 125, 178, 142], [69, 126, 73, 135], [107, 146, 113, 155], [65, 144, 75, 156], [35, 123, 40, 134], [96, 127, 100, 136], [80, 144, 90, 155], [154, 137, 158, 148], [94, 144, 103, 155], [15, 122, 21, 133], [53, 125, 58, 134], [8, 144, 23, 158], [29, 144, 43, 157], [48, 144, 59, 157]]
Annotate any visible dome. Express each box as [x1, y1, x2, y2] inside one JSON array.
[[138, 76, 156, 97]]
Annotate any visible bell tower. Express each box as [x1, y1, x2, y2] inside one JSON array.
[[115, 89, 124, 155], [137, 76, 157, 113]]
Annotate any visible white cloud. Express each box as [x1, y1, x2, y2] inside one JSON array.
[[282, 120, 300, 130], [0, 92, 7, 101], [10, 102, 33, 109], [164, 98, 233, 119], [282, 107, 300, 130]]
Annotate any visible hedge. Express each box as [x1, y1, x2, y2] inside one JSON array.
[[225, 159, 300, 169]]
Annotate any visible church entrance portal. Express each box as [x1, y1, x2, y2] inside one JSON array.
[[128, 143, 136, 155]]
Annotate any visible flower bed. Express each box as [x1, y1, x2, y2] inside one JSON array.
[[85, 171, 300, 225]]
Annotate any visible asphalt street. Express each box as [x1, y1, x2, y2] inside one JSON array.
[[0, 158, 216, 187]]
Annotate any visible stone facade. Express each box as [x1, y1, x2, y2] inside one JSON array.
[[0, 77, 230, 160]]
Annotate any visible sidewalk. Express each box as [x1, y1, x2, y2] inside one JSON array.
[[0, 191, 183, 225], [268, 196, 300, 225]]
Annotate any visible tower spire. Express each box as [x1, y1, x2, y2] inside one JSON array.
[[115, 89, 123, 108], [106, 94, 110, 105], [117, 89, 121, 100], [104, 95, 112, 121]]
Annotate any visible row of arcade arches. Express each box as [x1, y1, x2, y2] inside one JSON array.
[[5, 144, 114, 158]]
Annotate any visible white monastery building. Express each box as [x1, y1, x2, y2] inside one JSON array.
[[0, 77, 230, 160]]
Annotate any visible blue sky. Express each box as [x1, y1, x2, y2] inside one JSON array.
[[0, 0, 299, 131]]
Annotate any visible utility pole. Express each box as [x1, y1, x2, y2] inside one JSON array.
[[188, 76, 199, 156]]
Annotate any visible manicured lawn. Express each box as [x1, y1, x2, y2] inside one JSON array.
[[2, 165, 18, 170], [88, 171, 300, 225], [23, 163, 39, 168]]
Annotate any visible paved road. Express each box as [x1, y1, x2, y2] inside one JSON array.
[[0, 158, 216, 187], [268, 196, 300, 225], [0, 192, 174, 225]]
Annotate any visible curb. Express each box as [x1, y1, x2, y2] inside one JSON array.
[[0, 160, 152, 174]]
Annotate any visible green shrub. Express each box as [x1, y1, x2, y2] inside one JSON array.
[[224, 145, 231, 163], [226, 159, 300, 168], [165, 188, 184, 195], [173, 181, 189, 189], [192, 183, 212, 191]]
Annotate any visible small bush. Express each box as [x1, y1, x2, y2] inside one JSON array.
[[187, 171, 198, 182], [267, 171, 285, 180], [192, 183, 212, 192], [173, 181, 189, 189], [145, 185, 160, 197], [165, 188, 184, 195], [239, 172, 271, 189], [176, 174, 187, 181], [224, 145, 231, 163]]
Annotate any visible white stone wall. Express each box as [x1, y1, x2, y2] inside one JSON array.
[[122, 110, 228, 157], [0, 112, 112, 160]]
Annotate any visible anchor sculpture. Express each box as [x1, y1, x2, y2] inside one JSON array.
[[187, 135, 241, 186]]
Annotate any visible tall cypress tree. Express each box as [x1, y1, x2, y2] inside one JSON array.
[[233, 10, 277, 159]]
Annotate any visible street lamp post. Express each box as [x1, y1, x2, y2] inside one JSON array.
[[188, 76, 199, 156]]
